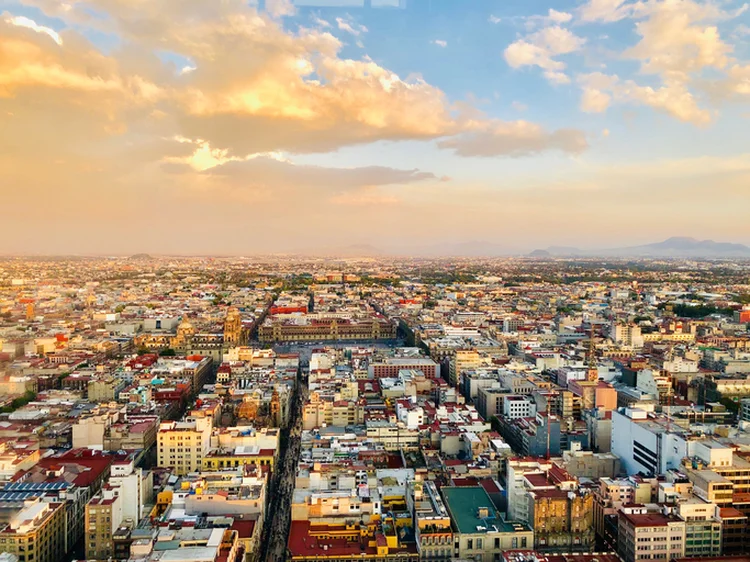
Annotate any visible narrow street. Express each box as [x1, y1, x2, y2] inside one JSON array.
[[258, 370, 308, 562]]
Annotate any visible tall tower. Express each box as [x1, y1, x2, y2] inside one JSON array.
[[587, 325, 598, 382], [25, 302, 35, 322], [223, 307, 242, 346]]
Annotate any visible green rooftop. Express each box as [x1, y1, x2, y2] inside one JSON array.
[[442, 486, 528, 535]]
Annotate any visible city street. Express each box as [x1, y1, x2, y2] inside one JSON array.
[[258, 372, 308, 562]]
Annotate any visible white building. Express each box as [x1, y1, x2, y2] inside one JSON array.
[[502, 395, 536, 419], [110, 458, 153, 522], [612, 408, 733, 476]]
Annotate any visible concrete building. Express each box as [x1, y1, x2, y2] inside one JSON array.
[[502, 395, 537, 420], [409, 481, 453, 561], [617, 506, 685, 562], [0, 500, 66, 562], [442, 486, 533, 562], [85, 487, 123, 560], [449, 350, 481, 387], [611, 408, 733, 476], [157, 416, 213, 475]]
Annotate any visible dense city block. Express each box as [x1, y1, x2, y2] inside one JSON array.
[[0, 257, 750, 562]]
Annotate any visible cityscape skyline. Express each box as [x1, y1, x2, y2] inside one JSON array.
[[1, 0, 749, 254]]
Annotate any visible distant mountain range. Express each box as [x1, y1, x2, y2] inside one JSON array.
[[288, 237, 750, 258], [530, 237, 750, 258]]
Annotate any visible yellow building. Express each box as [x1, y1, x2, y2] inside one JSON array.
[[157, 416, 212, 476], [0, 500, 66, 562], [202, 447, 276, 471], [449, 349, 481, 387]]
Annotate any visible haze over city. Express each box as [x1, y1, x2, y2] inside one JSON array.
[[1, 0, 749, 255]]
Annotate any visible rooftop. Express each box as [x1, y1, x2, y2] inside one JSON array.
[[442, 486, 529, 535]]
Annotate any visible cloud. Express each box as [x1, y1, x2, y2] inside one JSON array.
[[489, 15, 502, 24], [336, 17, 368, 36], [624, 1, 732, 82], [0, 0, 587, 161], [265, 0, 296, 18], [312, 15, 331, 28], [4, 14, 62, 45], [575, 0, 749, 124], [438, 120, 588, 158], [504, 26, 586, 84], [193, 155, 441, 190], [525, 9, 574, 29], [578, 72, 712, 125], [432, 39, 447, 48], [0, 0, 597, 255], [577, 0, 646, 23], [511, 101, 528, 111]]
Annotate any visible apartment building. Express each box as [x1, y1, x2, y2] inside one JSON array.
[[617, 507, 685, 562], [85, 488, 122, 561], [365, 420, 419, 451], [0, 500, 66, 562], [409, 481, 453, 561], [157, 416, 212, 475]]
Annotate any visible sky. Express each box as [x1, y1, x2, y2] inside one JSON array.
[[0, 0, 748, 255]]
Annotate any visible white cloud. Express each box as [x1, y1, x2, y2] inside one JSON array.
[[5, 14, 62, 45], [432, 39, 447, 48], [576, 0, 749, 124], [578, 72, 713, 125], [489, 15, 502, 24], [336, 17, 368, 36], [525, 8, 574, 29], [312, 15, 331, 28], [625, 2, 732, 82], [266, 0, 296, 18], [545, 71, 571, 84], [511, 101, 528, 111], [505, 26, 586, 84], [577, 0, 646, 23]]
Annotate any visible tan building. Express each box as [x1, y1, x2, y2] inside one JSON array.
[[87, 377, 125, 402], [0, 500, 66, 562], [365, 421, 419, 451], [259, 315, 396, 343], [157, 416, 212, 476], [85, 490, 123, 561], [410, 481, 453, 561], [449, 349, 481, 387], [528, 488, 595, 551], [617, 507, 685, 562], [223, 307, 244, 346], [302, 395, 364, 430]]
